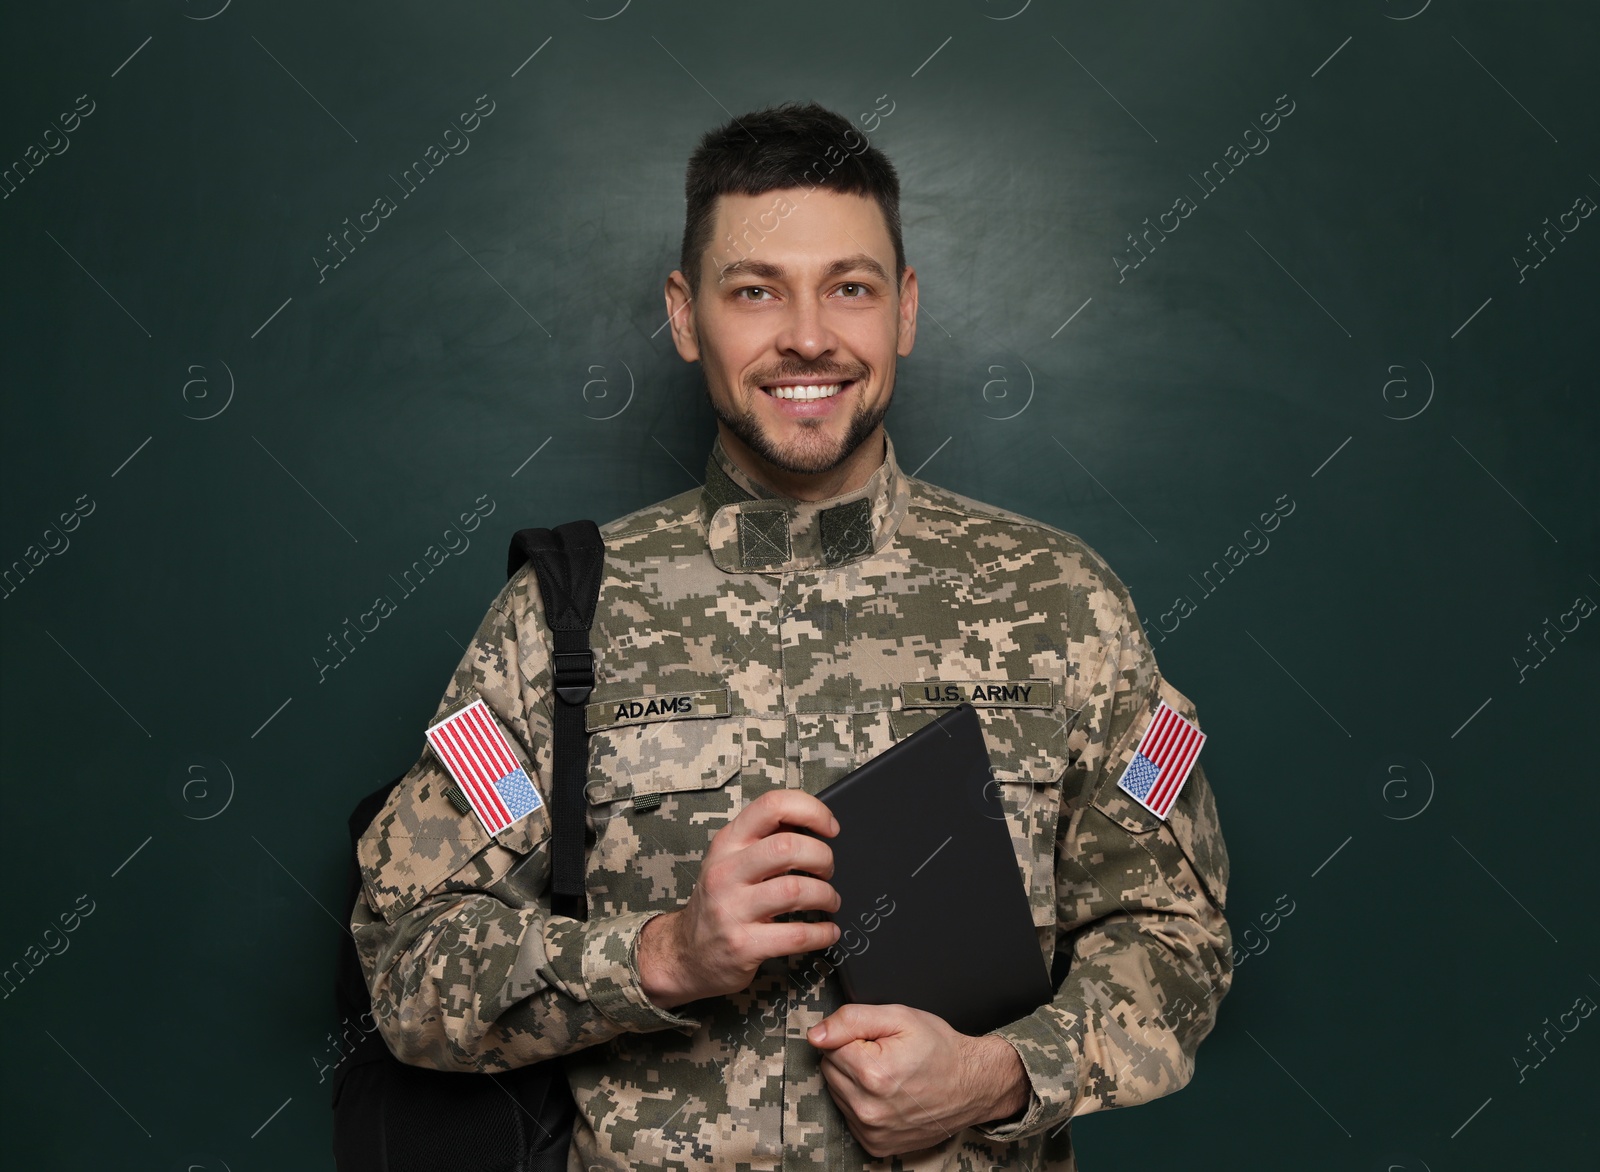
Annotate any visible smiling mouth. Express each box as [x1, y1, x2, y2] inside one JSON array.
[[760, 379, 855, 401]]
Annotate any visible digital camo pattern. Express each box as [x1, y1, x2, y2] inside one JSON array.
[[351, 430, 1233, 1171]]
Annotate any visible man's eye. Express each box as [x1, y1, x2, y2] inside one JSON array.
[[737, 287, 770, 301], [837, 283, 867, 298]]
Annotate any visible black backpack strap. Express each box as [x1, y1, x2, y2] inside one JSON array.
[[507, 520, 605, 923]]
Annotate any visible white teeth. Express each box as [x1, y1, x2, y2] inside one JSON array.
[[765, 382, 846, 400]]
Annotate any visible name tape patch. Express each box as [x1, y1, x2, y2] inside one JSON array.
[[899, 679, 1053, 709], [586, 687, 730, 733]]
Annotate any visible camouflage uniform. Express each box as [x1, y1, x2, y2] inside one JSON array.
[[351, 430, 1233, 1171]]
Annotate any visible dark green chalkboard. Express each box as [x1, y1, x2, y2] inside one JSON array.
[[2, 2, 1595, 1169]]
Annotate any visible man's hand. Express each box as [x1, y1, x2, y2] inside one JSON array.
[[806, 1003, 1030, 1158], [638, 789, 842, 1007]]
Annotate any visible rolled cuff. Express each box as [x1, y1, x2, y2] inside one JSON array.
[[578, 909, 704, 1034], [970, 1016, 1078, 1143]]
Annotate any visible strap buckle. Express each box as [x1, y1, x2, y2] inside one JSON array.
[[552, 649, 595, 706]]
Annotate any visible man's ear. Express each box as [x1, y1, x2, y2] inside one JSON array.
[[665, 270, 699, 362], [896, 265, 918, 358]]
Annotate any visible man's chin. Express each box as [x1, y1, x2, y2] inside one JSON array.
[[755, 430, 855, 476], [717, 416, 843, 476], [713, 392, 890, 480]]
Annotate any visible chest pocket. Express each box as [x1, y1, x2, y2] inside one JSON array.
[[583, 700, 743, 913], [892, 682, 1075, 936]]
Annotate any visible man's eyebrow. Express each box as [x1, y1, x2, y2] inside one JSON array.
[[717, 253, 893, 287]]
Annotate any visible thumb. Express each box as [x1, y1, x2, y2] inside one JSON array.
[[807, 1003, 898, 1050]]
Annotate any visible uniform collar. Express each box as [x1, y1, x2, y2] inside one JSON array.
[[699, 431, 910, 573]]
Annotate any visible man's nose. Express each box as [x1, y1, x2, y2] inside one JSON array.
[[772, 294, 839, 359]]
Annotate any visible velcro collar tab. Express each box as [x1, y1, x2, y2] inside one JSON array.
[[702, 433, 909, 573]]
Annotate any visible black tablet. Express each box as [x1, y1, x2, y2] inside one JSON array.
[[809, 702, 1053, 1036]]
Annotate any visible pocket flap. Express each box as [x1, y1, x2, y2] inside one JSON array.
[[885, 703, 1072, 931], [889, 691, 1075, 781], [585, 717, 742, 806], [979, 705, 1078, 782]]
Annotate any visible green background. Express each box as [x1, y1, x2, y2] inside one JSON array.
[[2, 1, 1595, 1168]]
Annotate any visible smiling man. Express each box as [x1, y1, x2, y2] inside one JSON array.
[[684, 227, 902, 496], [353, 101, 1233, 1171]]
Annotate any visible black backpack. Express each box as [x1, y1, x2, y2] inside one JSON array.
[[331, 521, 606, 1172]]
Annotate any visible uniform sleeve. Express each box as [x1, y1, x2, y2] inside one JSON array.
[[349, 571, 707, 1073], [972, 581, 1233, 1141]]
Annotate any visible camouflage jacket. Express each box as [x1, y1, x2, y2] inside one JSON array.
[[351, 430, 1233, 1171]]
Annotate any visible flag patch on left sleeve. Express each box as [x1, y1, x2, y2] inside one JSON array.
[[1115, 700, 1205, 820], [425, 698, 543, 836]]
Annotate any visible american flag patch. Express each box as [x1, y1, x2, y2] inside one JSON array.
[[425, 699, 543, 836], [1115, 700, 1205, 820]]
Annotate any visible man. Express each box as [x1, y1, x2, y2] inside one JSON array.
[[352, 100, 1233, 1170]]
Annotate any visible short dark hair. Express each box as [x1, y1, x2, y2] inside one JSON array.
[[679, 100, 905, 298]]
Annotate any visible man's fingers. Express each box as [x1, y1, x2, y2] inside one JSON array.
[[741, 918, 840, 959], [818, 1050, 867, 1102], [724, 830, 836, 888], [741, 872, 841, 923], [681, 790, 845, 986], [819, 1046, 897, 1126], [720, 788, 838, 852]]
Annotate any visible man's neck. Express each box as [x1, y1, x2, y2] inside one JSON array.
[[717, 425, 886, 502]]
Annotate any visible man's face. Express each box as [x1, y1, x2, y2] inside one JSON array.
[[666, 187, 917, 479]]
